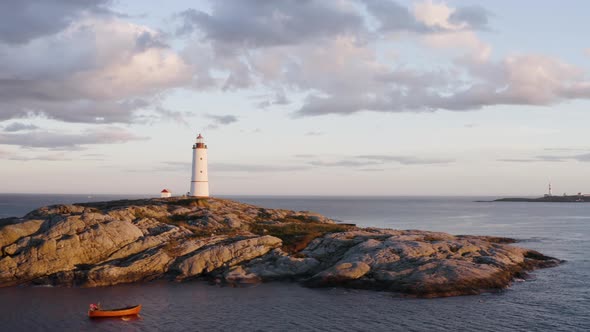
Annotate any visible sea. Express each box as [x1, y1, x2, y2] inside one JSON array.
[[0, 194, 588, 331]]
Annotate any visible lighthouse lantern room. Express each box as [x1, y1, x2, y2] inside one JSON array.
[[190, 133, 209, 197]]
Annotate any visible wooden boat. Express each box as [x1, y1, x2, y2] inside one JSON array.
[[88, 304, 141, 318]]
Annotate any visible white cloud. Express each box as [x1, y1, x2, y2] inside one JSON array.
[[2, 122, 39, 132], [1, 0, 589, 127], [421, 30, 491, 61], [0, 126, 147, 149], [414, 0, 464, 30], [174, 1, 590, 118], [0, 17, 192, 123]]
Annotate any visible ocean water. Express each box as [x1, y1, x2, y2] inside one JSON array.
[[0, 194, 589, 331]]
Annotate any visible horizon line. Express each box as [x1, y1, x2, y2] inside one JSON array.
[[0, 192, 542, 198]]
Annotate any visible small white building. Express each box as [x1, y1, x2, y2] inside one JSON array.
[[160, 189, 172, 198]]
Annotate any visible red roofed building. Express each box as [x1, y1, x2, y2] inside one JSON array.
[[160, 189, 172, 198]]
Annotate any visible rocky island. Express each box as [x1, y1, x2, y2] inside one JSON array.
[[493, 195, 590, 202], [0, 197, 560, 297]]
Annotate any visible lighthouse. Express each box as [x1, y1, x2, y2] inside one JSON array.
[[190, 133, 209, 197], [545, 181, 553, 197]]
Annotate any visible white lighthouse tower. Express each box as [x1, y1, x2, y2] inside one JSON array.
[[190, 133, 209, 197], [545, 181, 553, 197]]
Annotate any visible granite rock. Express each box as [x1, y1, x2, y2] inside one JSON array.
[[0, 197, 560, 297]]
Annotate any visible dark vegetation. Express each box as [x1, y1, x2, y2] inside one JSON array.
[[456, 235, 516, 244], [250, 223, 355, 254], [422, 235, 446, 242], [173, 198, 210, 208]]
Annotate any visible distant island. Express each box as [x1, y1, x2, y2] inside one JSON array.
[[490, 194, 590, 203], [0, 197, 561, 298]]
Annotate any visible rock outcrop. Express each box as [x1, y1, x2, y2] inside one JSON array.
[[0, 197, 561, 297]]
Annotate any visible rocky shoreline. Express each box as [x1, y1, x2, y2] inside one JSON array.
[[0, 197, 561, 297]]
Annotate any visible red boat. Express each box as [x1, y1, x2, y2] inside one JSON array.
[[88, 304, 142, 318]]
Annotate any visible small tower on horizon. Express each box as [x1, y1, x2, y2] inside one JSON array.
[[546, 181, 553, 197], [189, 133, 209, 197]]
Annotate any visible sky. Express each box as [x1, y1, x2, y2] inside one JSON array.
[[1, 0, 590, 196]]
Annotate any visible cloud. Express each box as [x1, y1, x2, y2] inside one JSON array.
[[206, 114, 238, 129], [257, 91, 290, 109], [358, 168, 386, 172], [497, 158, 538, 163], [307, 155, 454, 167], [305, 131, 324, 136], [0, 0, 113, 44], [364, 0, 491, 35], [153, 106, 193, 126], [413, 1, 462, 31], [0, 150, 106, 162], [175, 2, 495, 118], [498, 153, 590, 163], [176, 1, 365, 47], [207, 114, 238, 125], [212, 163, 309, 172], [535, 155, 568, 162], [294, 53, 590, 116], [5, 153, 104, 161], [420, 30, 491, 61], [158, 161, 309, 173], [2, 122, 39, 132], [497, 157, 564, 163], [6, 152, 71, 161], [156, 153, 451, 174], [364, 0, 432, 33], [544, 147, 590, 152], [358, 154, 455, 165], [174, 1, 590, 118], [81, 153, 105, 159], [572, 153, 590, 162], [0, 126, 147, 149], [413, 1, 491, 31], [308, 160, 383, 167], [449, 5, 491, 30], [0, 17, 192, 124], [2, 0, 589, 131]]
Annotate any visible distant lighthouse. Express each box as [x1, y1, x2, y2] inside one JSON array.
[[190, 133, 209, 197], [545, 181, 553, 197]]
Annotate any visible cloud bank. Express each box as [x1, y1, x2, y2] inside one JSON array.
[[1, 0, 590, 138], [0, 127, 147, 149]]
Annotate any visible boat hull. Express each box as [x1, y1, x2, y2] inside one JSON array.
[[88, 305, 141, 318]]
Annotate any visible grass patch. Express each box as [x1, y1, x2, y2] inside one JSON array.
[[423, 235, 445, 242], [249, 223, 354, 254], [174, 198, 210, 208]]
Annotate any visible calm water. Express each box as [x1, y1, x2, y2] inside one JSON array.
[[0, 194, 589, 331]]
